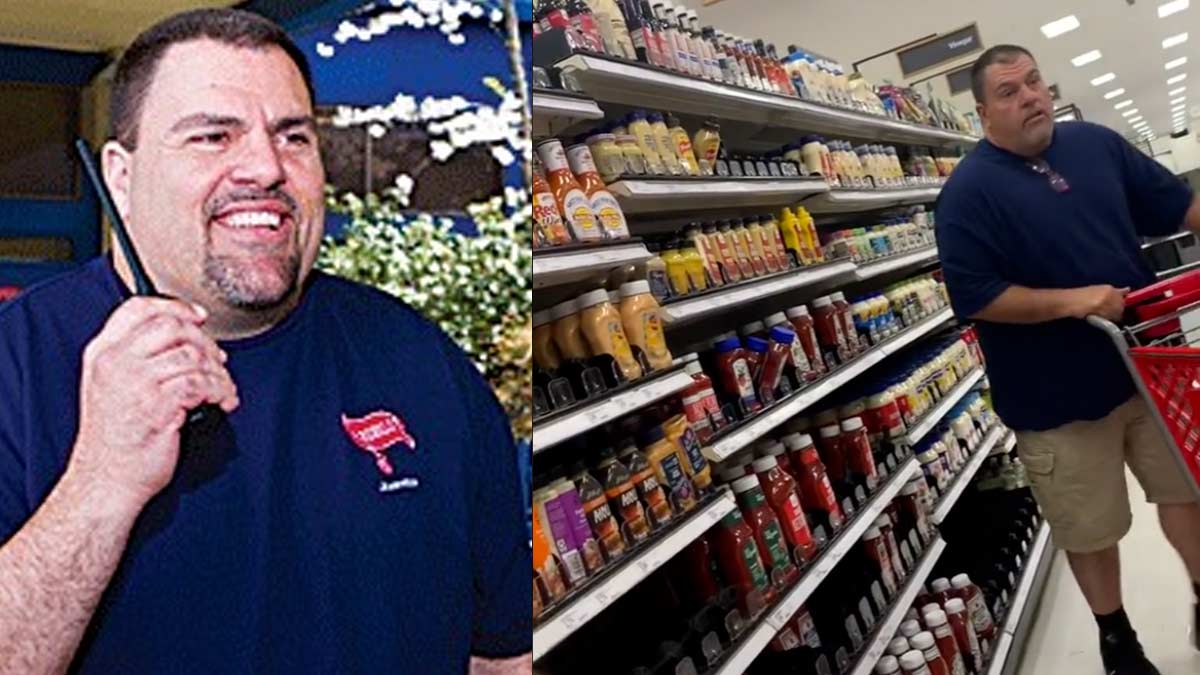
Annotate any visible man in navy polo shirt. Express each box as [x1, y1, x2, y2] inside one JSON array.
[[937, 45, 1200, 675], [0, 9, 530, 674]]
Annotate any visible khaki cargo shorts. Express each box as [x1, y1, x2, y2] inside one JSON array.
[[1015, 396, 1199, 553]]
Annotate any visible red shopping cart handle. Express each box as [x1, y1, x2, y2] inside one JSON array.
[[1126, 269, 1200, 324]]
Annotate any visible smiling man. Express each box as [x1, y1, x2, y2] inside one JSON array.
[[936, 45, 1200, 675], [0, 8, 530, 674]]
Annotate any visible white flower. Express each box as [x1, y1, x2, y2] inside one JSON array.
[[316, 42, 335, 58]]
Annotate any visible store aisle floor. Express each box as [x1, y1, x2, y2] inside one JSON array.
[[1018, 472, 1200, 675]]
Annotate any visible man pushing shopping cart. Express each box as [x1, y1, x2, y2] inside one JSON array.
[[937, 44, 1200, 675]]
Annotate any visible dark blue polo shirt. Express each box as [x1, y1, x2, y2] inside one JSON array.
[[0, 257, 531, 673], [936, 121, 1193, 431]]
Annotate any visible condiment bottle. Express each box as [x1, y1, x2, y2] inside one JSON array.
[[532, 507, 569, 602], [830, 291, 860, 355], [909, 633, 950, 675], [720, 221, 756, 280], [680, 358, 726, 441], [711, 508, 771, 615], [922, 611, 966, 675], [876, 655, 902, 675], [616, 438, 674, 528], [678, 238, 709, 292], [647, 111, 686, 175], [743, 337, 768, 385], [789, 436, 845, 532], [751, 456, 818, 562], [770, 325, 815, 386], [732, 219, 768, 276], [757, 330, 792, 405], [684, 224, 722, 288], [746, 218, 781, 273], [714, 336, 761, 414], [862, 526, 898, 595], [841, 417, 879, 491], [536, 139, 602, 242], [786, 305, 827, 376], [812, 296, 850, 365], [886, 638, 911, 658], [566, 143, 630, 239], [584, 132, 627, 183], [615, 134, 648, 175], [593, 446, 650, 545], [550, 298, 590, 362], [930, 577, 953, 606], [533, 309, 562, 373], [665, 113, 701, 175], [660, 238, 693, 297], [626, 110, 668, 174], [577, 289, 643, 382], [570, 462, 626, 561], [951, 574, 997, 645], [640, 425, 698, 512], [709, 221, 742, 283], [532, 159, 573, 247], [816, 423, 848, 485], [731, 475, 799, 588], [663, 413, 714, 494], [617, 280, 673, 372], [776, 207, 808, 267], [763, 215, 791, 270], [944, 598, 984, 674], [546, 479, 606, 575], [643, 241, 672, 302], [692, 119, 722, 175]]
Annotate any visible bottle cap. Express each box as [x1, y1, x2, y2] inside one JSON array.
[[813, 296, 832, 308], [925, 609, 948, 627], [876, 655, 901, 674], [533, 309, 554, 327], [841, 417, 865, 432], [786, 305, 811, 319], [864, 526, 880, 539], [746, 337, 769, 353], [951, 573, 973, 589], [818, 424, 841, 438], [910, 632, 936, 650], [619, 280, 652, 297], [716, 466, 746, 484], [761, 440, 787, 458], [945, 598, 967, 613], [740, 320, 766, 336], [751, 456, 777, 473], [765, 312, 788, 327], [831, 291, 847, 302], [769, 326, 796, 344], [782, 432, 808, 451], [731, 475, 760, 494], [898, 620, 921, 638], [549, 298, 579, 320], [885, 638, 910, 657], [899, 651, 926, 670], [714, 337, 742, 353], [930, 578, 951, 593], [576, 289, 612, 308]]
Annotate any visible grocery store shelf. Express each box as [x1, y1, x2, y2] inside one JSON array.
[[533, 490, 737, 660], [1155, 259, 1200, 280], [705, 308, 955, 462], [554, 54, 980, 148], [902, 367, 985, 447], [804, 186, 942, 214], [606, 176, 828, 214], [532, 88, 604, 138], [533, 366, 694, 454], [985, 522, 1055, 675], [533, 241, 651, 289], [990, 430, 1017, 457], [712, 458, 920, 675], [1140, 230, 1193, 250], [845, 535, 949, 675], [662, 260, 855, 326], [853, 247, 940, 281], [931, 424, 1007, 524]]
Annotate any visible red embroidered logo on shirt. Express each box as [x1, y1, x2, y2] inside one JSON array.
[[341, 410, 417, 477]]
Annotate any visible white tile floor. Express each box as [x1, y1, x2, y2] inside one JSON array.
[[1018, 472, 1200, 674]]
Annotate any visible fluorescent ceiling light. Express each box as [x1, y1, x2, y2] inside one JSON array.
[[1172, 96, 1188, 104], [1163, 32, 1189, 48], [1167, 57, 1188, 69], [1129, 116, 1145, 123], [1104, 88, 1126, 99], [1122, 109, 1141, 117], [1174, 102, 1188, 109], [1170, 86, 1187, 95], [1169, 73, 1188, 84], [1115, 99, 1134, 109], [1072, 50, 1102, 67], [1159, 0, 1189, 18], [1090, 72, 1116, 86], [1041, 15, 1080, 38]]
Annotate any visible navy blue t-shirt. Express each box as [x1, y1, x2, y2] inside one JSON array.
[[0, 257, 531, 673], [936, 121, 1193, 431]]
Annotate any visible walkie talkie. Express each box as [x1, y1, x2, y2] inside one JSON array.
[[74, 138, 225, 440]]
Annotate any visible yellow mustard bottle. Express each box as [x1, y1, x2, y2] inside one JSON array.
[[665, 113, 701, 176], [661, 239, 693, 296], [679, 239, 709, 292], [647, 112, 684, 176], [626, 110, 667, 175], [796, 205, 824, 263], [777, 207, 810, 266]]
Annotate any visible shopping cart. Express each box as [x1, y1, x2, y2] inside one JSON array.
[[1089, 269, 1200, 503]]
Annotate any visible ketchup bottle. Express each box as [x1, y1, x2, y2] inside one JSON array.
[[909, 633, 950, 675], [791, 439, 845, 532], [816, 423, 849, 486], [951, 574, 997, 645], [944, 598, 984, 674], [731, 475, 800, 588], [751, 455, 818, 563], [923, 612, 967, 675], [711, 508, 772, 615], [714, 337, 761, 414]]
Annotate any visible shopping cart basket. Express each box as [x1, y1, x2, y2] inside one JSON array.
[[1089, 269, 1200, 502]]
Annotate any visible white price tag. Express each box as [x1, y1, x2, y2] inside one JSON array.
[[560, 600, 597, 631]]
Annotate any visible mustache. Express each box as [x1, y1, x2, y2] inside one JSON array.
[[204, 187, 298, 220]]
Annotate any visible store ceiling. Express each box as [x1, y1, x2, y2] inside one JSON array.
[[0, 0, 239, 53], [687, 0, 1198, 142]]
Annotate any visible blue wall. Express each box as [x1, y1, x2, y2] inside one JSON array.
[[0, 44, 107, 287]]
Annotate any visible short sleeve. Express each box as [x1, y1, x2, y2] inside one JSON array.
[[1112, 132, 1194, 237], [0, 306, 30, 545], [935, 191, 1012, 320], [443, 339, 532, 659]]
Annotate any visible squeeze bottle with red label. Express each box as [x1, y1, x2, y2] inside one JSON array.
[[909, 633, 950, 675], [732, 475, 799, 588], [751, 455, 818, 562], [951, 574, 997, 645], [945, 598, 984, 673], [791, 437, 845, 532], [712, 508, 772, 614], [923, 611, 967, 675]]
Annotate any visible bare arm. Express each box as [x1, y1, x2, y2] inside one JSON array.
[[469, 654, 532, 675], [971, 284, 1127, 325], [0, 470, 141, 674]]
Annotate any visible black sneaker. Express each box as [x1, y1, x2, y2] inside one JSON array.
[[1099, 631, 1161, 675]]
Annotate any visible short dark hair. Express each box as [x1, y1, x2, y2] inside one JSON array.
[[110, 8, 315, 149], [970, 44, 1035, 104]]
